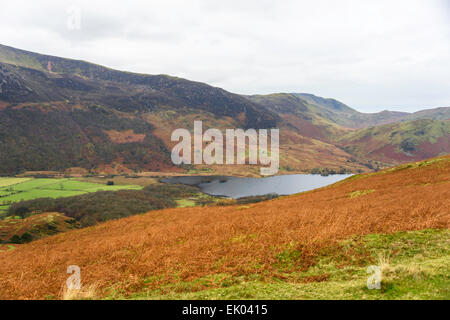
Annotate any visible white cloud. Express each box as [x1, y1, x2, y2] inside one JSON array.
[[0, 0, 449, 112]]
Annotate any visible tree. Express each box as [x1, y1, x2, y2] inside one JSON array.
[[20, 232, 33, 243], [9, 235, 22, 244], [15, 206, 30, 219]]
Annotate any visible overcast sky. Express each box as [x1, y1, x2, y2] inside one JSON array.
[[1, 0, 449, 113]]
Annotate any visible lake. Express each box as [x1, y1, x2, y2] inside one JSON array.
[[161, 174, 352, 199]]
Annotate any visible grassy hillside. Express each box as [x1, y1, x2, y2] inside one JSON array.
[[123, 229, 450, 300], [0, 155, 448, 299], [339, 119, 450, 164]]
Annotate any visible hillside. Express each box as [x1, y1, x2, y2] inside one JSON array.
[[0, 44, 278, 127], [0, 212, 79, 244], [247, 93, 349, 142], [0, 155, 448, 299], [339, 119, 450, 164], [1, 44, 449, 175], [0, 44, 282, 175]]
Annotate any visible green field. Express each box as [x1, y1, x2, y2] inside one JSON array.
[[0, 178, 32, 188], [175, 199, 197, 208], [0, 178, 142, 217]]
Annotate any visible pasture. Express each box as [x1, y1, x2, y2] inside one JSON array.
[[0, 177, 142, 216]]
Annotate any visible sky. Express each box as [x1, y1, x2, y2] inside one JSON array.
[[0, 0, 449, 113]]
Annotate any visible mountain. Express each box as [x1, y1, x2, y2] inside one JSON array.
[[291, 93, 450, 128], [0, 44, 279, 175], [0, 44, 449, 175], [0, 44, 278, 128]]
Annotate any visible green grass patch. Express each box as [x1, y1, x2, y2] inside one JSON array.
[[7, 178, 64, 191], [0, 177, 32, 188], [41, 180, 141, 192], [187, 168, 214, 174], [0, 244, 16, 252], [175, 199, 196, 208], [0, 189, 87, 203]]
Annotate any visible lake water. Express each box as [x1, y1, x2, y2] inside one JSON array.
[[161, 174, 352, 199]]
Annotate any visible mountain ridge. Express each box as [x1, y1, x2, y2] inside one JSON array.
[[0, 44, 449, 175], [290, 92, 450, 128]]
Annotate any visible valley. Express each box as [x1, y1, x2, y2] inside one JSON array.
[[0, 44, 449, 301], [0, 176, 219, 244]]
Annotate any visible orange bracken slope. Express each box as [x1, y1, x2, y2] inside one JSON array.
[[0, 156, 449, 299]]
